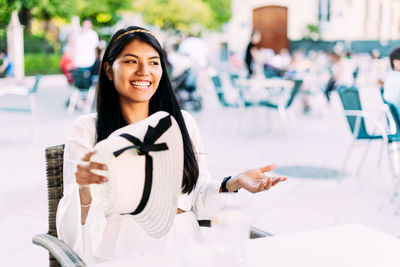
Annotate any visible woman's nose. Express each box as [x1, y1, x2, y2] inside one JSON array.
[[136, 62, 150, 75]]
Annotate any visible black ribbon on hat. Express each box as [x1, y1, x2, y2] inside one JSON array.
[[113, 115, 172, 215]]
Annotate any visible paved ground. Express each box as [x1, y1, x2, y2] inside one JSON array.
[[1, 75, 399, 266]]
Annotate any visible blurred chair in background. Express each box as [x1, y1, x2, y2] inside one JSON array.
[[67, 69, 96, 114], [337, 86, 400, 195]]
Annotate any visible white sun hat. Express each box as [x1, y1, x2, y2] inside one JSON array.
[[90, 111, 184, 238]]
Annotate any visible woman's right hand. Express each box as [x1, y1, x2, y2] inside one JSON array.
[[76, 151, 108, 224], [75, 150, 108, 188]]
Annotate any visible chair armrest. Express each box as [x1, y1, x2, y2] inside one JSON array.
[[32, 233, 86, 267], [343, 110, 389, 142], [198, 220, 272, 239], [250, 226, 273, 239]]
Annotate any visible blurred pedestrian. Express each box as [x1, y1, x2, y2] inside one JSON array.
[[71, 19, 99, 71], [324, 51, 355, 102], [60, 44, 75, 85], [383, 47, 400, 110], [245, 30, 261, 78], [0, 49, 14, 79]]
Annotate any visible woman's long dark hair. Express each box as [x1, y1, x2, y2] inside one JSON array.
[[96, 26, 199, 194]]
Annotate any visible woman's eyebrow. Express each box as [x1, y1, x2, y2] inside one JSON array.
[[122, 53, 160, 60]]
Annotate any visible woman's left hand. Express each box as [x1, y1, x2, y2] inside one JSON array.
[[226, 163, 287, 193]]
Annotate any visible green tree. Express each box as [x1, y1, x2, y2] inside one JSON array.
[[135, 0, 232, 34], [77, 0, 133, 26], [0, 0, 21, 28], [203, 0, 231, 29]]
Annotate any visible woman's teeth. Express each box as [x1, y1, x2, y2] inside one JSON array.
[[130, 81, 151, 87]]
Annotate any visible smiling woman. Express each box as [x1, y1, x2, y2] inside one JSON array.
[[55, 26, 286, 264], [104, 39, 163, 113]]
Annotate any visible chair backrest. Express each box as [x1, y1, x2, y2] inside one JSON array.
[[45, 145, 65, 267], [211, 75, 239, 107], [285, 79, 303, 108], [71, 69, 92, 90], [45, 145, 65, 238], [337, 86, 371, 139], [386, 101, 400, 137], [29, 74, 42, 94]]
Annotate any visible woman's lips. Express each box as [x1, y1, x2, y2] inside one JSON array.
[[130, 80, 152, 89]]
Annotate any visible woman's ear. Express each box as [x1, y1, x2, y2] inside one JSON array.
[[104, 62, 113, 81]]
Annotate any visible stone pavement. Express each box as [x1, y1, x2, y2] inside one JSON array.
[[1, 75, 399, 266]]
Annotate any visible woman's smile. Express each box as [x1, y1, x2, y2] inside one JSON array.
[[105, 39, 163, 105], [130, 80, 152, 90]]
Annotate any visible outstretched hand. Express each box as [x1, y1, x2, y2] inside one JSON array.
[[226, 164, 287, 193]]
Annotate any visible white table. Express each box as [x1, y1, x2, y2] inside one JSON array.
[[235, 77, 294, 90], [248, 224, 400, 267], [90, 224, 400, 267]]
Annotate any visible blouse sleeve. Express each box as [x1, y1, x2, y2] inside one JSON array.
[[181, 111, 221, 220], [55, 114, 106, 261]]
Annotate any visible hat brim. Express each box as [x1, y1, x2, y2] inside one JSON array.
[[90, 111, 184, 238]]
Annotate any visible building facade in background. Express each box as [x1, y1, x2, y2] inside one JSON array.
[[224, 0, 400, 54]]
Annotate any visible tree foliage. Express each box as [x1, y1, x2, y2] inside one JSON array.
[[0, 0, 21, 27], [135, 0, 232, 34], [0, 0, 133, 29], [77, 0, 132, 26]]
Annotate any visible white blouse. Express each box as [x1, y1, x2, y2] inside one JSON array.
[[56, 110, 221, 263]]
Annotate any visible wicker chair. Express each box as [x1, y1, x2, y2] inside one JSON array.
[[32, 145, 271, 267]]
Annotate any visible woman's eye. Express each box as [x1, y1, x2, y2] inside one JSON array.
[[126, 60, 137, 64], [150, 61, 160, 65]]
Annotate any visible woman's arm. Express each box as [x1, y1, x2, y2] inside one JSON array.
[[76, 151, 108, 224]]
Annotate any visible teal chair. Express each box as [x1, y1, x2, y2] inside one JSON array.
[[381, 101, 400, 196], [211, 74, 241, 108], [337, 86, 400, 180], [0, 74, 42, 113], [67, 69, 96, 114], [258, 79, 303, 134]]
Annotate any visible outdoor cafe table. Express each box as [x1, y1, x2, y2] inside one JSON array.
[[235, 77, 294, 90], [90, 224, 400, 267]]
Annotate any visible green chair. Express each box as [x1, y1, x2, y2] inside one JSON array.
[[67, 69, 96, 114], [337, 86, 400, 178], [211, 74, 241, 108], [258, 79, 303, 134], [0, 74, 42, 113], [381, 101, 400, 196], [33, 145, 272, 267]]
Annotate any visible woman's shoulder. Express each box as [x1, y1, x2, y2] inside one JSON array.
[[67, 113, 97, 140], [71, 113, 97, 127]]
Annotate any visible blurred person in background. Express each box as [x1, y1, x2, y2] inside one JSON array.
[[71, 19, 99, 71], [60, 43, 75, 85], [0, 49, 14, 79], [324, 51, 355, 102], [245, 30, 261, 78], [383, 47, 400, 110], [272, 48, 291, 72]]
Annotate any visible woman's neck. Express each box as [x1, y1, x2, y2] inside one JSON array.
[[121, 102, 149, 124]]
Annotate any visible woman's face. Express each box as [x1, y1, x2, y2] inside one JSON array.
[[105, 39, 162, 107]]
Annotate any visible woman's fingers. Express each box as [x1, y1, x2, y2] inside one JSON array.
[[75, 153, 108, 186], [76, 168, 108, 184], [264, 177, 273, 190], [260, 163, 276, 173], [271, 177, 287, 186], [257, 179, 266, 192], [82, 150, 96, 162], [88, 161, 108, 171]]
